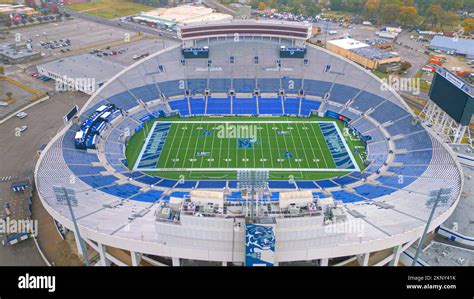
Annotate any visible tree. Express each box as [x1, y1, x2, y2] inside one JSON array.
[[400, 61, 412, 71], [426, 4, 443, 27], [439, 11, 459, 28], [5, 92, 13, 103], [330, 0, 344, 11], [399, 6, 418, 27], [257, 1, 266, 10], [463, 18, 474, 34], [380, 3, 402, 25], [364, 0, 381, 19]]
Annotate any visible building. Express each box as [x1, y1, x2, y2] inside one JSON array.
[[429, 36, 474, 59], [327, 38, 400, 70], [133, 4, 233, 29], [36, 54, 124, 95], [0, 43, 41, 64], [0, 4, 41, 22]]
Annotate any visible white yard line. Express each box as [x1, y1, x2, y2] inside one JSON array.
[[309, 123, 330, 168], [181, 123, 196, 169]]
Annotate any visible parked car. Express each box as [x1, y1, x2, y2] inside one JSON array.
[[16, 112, 28, 119]]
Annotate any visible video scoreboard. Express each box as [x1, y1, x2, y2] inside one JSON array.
[[429, 68, 474, 126], [182, 47, 209, 59], [280, 46, 307, 58]]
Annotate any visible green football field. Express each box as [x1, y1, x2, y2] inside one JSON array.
[[125, 116, 367, 181]]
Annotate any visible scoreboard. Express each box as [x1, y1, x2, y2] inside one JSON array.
[[429, 68, 474, 126], [280, 46, 307, 58], [182, 47, 209, 59]]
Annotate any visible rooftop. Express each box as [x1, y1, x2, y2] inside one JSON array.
[[0, 43, 40, 60], [327, 38, 369, 50], [430, 35, 474, 56], [136, 5, 232, 26], [351, 47, 399, 61], [37, 54, 124, 85]]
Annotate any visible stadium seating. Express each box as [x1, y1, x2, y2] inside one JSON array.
[[283, 98, 300, 115], [169, 99, 190, 116], [54, 74, 450, 208], [300, 99, 321, 116], [351, 91, 384, 111], [233, 98, 257, 114], [259, 97, 283, 115], [207, 97, 232, 114], [329, 83, 360, 105]]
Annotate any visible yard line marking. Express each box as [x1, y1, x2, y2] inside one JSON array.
[[294, 124, 311, 169], [272, 123, 284, 168], [309, 123, 330, 168], [168, 123, 185, 168], [199, 123, 210, 168], [181, 123, 196, 169], [279, 123, 293, 169], [301, 122, 322, 168], [286, 122, 304, 169]]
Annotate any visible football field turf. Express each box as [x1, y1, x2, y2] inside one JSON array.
[[125, 116, 366, 181]]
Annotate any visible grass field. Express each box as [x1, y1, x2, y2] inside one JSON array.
[[125, 116, 367, 181], [67, 0, 155, 19]]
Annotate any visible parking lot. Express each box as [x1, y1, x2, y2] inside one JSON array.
[[0, 88, 89, 266], [3, 18, 136, 65], [0, 77, 44, 120], [97, 38, 179, 66]]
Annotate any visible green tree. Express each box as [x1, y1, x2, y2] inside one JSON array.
[[399, 6, 418, 27], [364, 0, 381, 19], [380, 3, 402, 24], [426, 4, 443, 27]]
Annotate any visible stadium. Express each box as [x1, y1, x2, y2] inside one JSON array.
[[35, 20, 463, 266]]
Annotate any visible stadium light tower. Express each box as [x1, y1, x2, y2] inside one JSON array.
[[237, 170, 269, 222], [53, 186, 90, 266], [411, 188, 452, 266]]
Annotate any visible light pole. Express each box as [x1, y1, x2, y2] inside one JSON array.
[[411, 188, 451, 266], [53, 186, 90, 266]]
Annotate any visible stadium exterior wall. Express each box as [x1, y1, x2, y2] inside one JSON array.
[[34, 41, 463, 266]]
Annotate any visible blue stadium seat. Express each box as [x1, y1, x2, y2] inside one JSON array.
[[130, 190, 164, 203], [168, 98, 190, 116], [259, 97, 283, 115], [329, 83, 360, 105], [207, 97, 231, 114], [233, 98, 257, 114]]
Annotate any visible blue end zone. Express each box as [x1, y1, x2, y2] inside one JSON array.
[[319, 122, 356, 170], [135, 123, 171, 170]]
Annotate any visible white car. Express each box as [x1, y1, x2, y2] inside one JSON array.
[[16, 126, 28, 133], [16, 112, 28, 119]]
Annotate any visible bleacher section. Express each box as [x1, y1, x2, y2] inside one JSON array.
[[40, 41, 461, 210]]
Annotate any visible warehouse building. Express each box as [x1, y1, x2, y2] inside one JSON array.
[[429, 36, 474, 59], [133, 4, 232, 29], [36, 54, 124, 95], [327, 38, 401, 71]]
